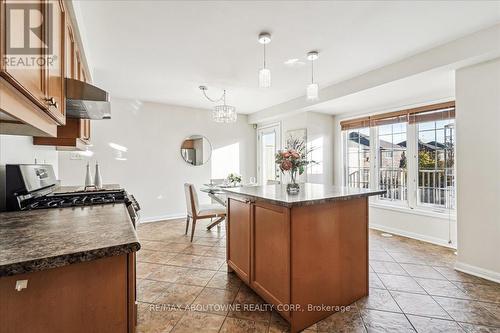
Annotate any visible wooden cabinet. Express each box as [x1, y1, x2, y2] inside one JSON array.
[[0, 254, 136, 333], [227, 198, 251, 283], [226, 196, 369, 333], [0, 0, 92, 139], [0, 0, 66, 130], [33, 3, 91, 150], [252, 202, 290, 318], [45, 0, 66, 124]]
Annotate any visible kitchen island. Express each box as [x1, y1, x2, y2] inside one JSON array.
[[223, 183, 384, 333], [0, 204, 140, 333]]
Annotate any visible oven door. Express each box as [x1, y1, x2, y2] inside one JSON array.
[[127, 204, 139, 229]]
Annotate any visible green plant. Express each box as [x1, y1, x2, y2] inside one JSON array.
[[227, 173, 242, 185]]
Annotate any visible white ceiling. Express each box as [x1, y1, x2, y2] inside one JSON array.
[[310, 69, 455, 116], [74, 1, 500, 114]]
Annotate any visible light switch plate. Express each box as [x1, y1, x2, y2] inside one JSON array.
[[70, 152, 82, 160]]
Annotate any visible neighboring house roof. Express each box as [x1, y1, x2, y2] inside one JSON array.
[[350, 132, 452, 151]]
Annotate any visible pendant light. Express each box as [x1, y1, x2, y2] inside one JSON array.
[[258, 32, 271, 88], [306, 51, 319, 100], [199, 86, 237, 123]]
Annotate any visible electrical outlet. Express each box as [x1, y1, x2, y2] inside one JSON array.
[[70, 152, 82, 160]]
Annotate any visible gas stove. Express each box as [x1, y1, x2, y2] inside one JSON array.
[[25, 190, 127, 210], [3, 164, 140, 226]]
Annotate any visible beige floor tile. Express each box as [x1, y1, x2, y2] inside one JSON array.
[[171, 311, 225, 333], [317, 308, 366, 332], [137, 279, 171, 303], [356, 288, 401, 313], [168, 254, 225, 270], [390, 291, 452, 320], [370, 261, 408, 275], [360, 309, 415, 332], [400, 263, 447, 280], [228, 285, 272, 323], [415, 278, 472, 299], [407, 315, 464, 333], [147, 265, 190, 283], [137, 262, 164, 279], [453, 282, 500, 304], [192, 287, 238, 315], [459, 322, 500, 333], [136, 302, 184, 333], [433, 267, 496, 285], [378, 273, 426, 294], [155, 283, 204, 308], [369, 273, 386, 289], [220, 316, 269, 333], [434, 296, 500, 327], [207, 272, 243, 291]]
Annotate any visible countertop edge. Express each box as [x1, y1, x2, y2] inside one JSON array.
[[0, 241, 141, 277], [223, 190, 386, 207]]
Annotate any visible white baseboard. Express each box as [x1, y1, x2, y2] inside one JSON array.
[[139, 213, 186, 224], [454, 261, 500, 284], [369, 223, 456, 249]]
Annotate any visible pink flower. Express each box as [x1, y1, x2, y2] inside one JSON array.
[[282, 151, 291, 158], [291, 152, 300, 159], [281, 160, 292, 171]]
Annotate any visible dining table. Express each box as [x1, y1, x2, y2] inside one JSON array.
[[200, 183, 257, 207]]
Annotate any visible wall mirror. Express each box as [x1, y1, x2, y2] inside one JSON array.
[[180, 135, 212, 166]]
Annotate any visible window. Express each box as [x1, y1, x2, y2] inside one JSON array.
[[346, 127, 370, 188], [417, 119, 455, 209], [341, 101, 456, 212], [377, 122, 407, 201]]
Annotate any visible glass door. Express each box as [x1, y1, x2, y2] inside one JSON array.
[[257, 124, 281, 185]]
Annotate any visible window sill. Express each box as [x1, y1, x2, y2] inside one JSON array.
[[369, 201, 456, 220]]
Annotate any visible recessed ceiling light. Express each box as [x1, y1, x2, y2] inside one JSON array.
[[284, 58, 305, 66], [381, 233, 393, 238]]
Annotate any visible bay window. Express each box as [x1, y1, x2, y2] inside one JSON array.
[[341, 101, 456, 213]]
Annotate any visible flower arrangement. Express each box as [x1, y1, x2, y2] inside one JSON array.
[[275, 137, 317, 193], [227, 173, 242, 186]]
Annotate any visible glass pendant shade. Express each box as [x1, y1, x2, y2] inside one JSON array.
[[213, 104, 237, 123], [306, 83, 319, 100], [259, 68, 271, 88]]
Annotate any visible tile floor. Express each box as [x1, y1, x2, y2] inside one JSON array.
[[136, 218, 500, 333]]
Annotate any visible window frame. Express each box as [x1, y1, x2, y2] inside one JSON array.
[[342, 115, 456, 215]]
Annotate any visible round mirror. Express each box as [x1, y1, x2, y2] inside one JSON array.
[[180, 135, 212, 166]]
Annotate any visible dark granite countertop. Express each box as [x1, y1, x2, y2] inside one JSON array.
[[0, 204, 140, 277], [223, 183, 385, 207]]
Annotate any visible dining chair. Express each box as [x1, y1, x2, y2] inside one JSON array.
[[184, 183, 226, 242]]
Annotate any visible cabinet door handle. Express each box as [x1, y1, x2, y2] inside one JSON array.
[[44, 97, 58, 108]]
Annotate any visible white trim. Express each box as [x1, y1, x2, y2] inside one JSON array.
[[369, 223, 456, 249], [370, 202, 456, 220], [139, 213, 186, 224], [455, 261, 500, 284]]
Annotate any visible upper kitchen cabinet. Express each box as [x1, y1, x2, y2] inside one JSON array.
[[0, 0, 66, 136], [33, 16, 92, 150]]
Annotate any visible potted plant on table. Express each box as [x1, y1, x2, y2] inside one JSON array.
[[275, 137, 317, 194], [227, 173, 242, 187]]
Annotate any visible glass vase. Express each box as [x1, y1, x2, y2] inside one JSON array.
[[286, 170, 300, 194]]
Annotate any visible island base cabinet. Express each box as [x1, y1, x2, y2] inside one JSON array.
[[226, 196, 369, 333], [0, 254, 136, 333], [227, 198, 251, 283]]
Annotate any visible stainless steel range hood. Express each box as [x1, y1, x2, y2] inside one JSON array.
[[65, 78, 111, 119]]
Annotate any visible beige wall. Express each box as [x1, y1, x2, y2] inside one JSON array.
[[455, 58, 500, 282]]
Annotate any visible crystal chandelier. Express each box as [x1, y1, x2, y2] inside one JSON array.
[[258, 32, 271, 88], [306, 51, 319, 100], [199, 86, 237, 123]]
